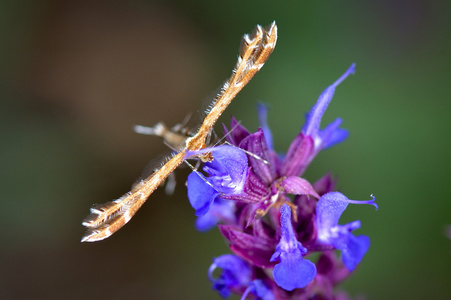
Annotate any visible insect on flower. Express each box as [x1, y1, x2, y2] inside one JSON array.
[[81, 22, 278, 242]]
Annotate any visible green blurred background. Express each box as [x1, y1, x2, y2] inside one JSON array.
[[1, 1, 450, 299]]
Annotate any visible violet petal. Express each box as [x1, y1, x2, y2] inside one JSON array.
[[219, 225, 276, 268], [279, 176, 320, 198], [280, 133, 314, 177], [187, 171, 219, 216], [240, 129, 277, 185], [257, 102, 274, 151]]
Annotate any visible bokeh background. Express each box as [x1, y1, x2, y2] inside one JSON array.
[[1, 1, 450, 299]]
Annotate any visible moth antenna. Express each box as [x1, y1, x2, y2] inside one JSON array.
[[213, 119, 244, 147], [135, 123, 187, 151], [172, 112, 193, 133], [184, 160, 220, 193], [222, 141, 270, 165]]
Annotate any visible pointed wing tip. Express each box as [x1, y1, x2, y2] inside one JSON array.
[[80, 233, 93, 243], [81, 230, 108, 243], [80, 230, 97, 242], [267, 21, 278, 37], [270, 20, 277, 30]]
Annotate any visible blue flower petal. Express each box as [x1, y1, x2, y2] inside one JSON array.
[[316, 192, 350, 234], [241, 279, 274, 300], [195, 212, 217, 232], [187, 171, 218, 216], [257, 102, 274, 151], [206, 146, 248, 194], [319, 118, 349, 149], [316, 192, 377, 238], [187, 145, 248, 216], [272, 250, 317, 291], [195, 198, 236, 232], [340, 234, 370, 271], [302, 64, 355, 150], [208, 254, 252, 298], [316, 192, 377, 271], [270, 204, 316, 291]]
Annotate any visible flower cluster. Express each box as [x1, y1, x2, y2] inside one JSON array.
[[186, 64, 378, 299]]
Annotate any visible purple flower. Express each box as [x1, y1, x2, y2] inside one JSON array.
[[316, 192, 378, 270], [270, 204, 317, 291], [208, 254, 252, 297], [280, 64, 355, 177], [186, 145, 248, 216]]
